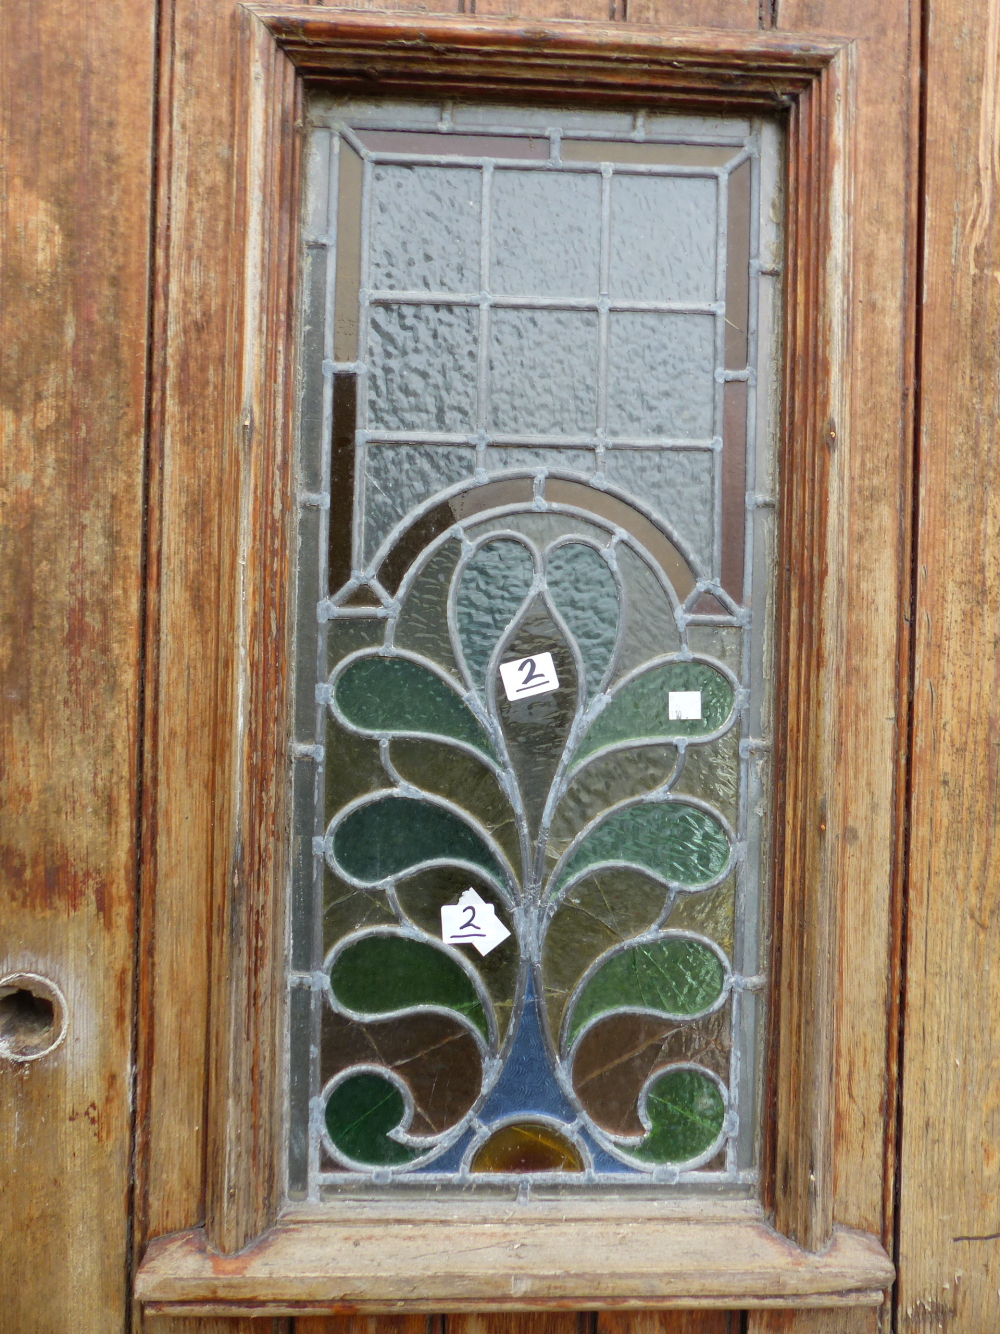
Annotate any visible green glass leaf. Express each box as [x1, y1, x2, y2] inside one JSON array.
[[546, 543, 618, 696], [333, 795, 505, 887], [554, 800, 730, 894], [456, 539, 534, 686], [566, 936, 726, 1046], [335, 654, 491, 758], [325, 1070, 419, 1166], [573, 661, 734, 766], [330, 933, 488, 1039], [632, 1066, 725, 1163]]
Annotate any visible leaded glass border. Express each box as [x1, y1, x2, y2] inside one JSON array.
[[287, 95, 782, 1200]]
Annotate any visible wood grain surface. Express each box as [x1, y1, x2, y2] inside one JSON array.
[[0, 0, 155, 1330], [896, 0, 1000, 1327]]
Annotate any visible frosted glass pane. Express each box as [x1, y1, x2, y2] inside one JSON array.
[[491, 171, 601, 297], [603, 448, 715, 574], [609, 176, 718, 303], [607, 313, 715, 439], [491, 309, 598, 435], [363, 445, 474, 560], [370, 165, 481, 293], [368, 304, 478, 431], [483, 446, 594, 475]]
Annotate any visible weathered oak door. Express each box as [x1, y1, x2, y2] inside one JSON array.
[[3, 0, 1000, 1329]]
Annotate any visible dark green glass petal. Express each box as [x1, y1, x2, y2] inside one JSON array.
[[566, 936, 726, 1046], [329, 933, 489, 1039], [632, 1066, 725, 1163], [573, 660, 734, 766], [336, 655, 491, 758], [554, 800, 730, 894], [456, 539, 534, 686], [325, 1070, 419, 1166], [333, 795, 504, 887], [546, 543, 618, 696]]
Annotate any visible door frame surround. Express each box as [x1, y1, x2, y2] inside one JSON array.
[[134, 6, 896, 1317]]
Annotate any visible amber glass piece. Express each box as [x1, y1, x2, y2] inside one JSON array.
[[720, 379, 748, 600], [357, 130, 549, 160], [329, 374, 357, 593], [691, 591, 729, 616], [561, 142, 738, 168], [334, 142, 363, 362], [470, 1121, 584, 1173], [664, 875, 736, 957]]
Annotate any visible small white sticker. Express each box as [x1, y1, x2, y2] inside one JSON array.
[[668, 690, 702, 721], [441, 887, 511, 957], [499, 651, 560, 702]]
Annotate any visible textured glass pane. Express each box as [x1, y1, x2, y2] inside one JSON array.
[[368, 305, 478, 431], [546, 543, 618, 697], [483, 447, 594, 476], [602, 448, 715, 577], [332, 795, 505, 887], [673, 731, 740, 826], [456, 539, 534, 685], [363, 444, 473, 562], [491, 171, 601, 297], [573, 660, 735, 765], [566, 936, 726, 1046], [490, 309, 598, 435], [370, 165, 480, 293], [335, 654, 492, 756], [685, 624, 743, 673], [613, 545, 682, 680], [665, 875, 736, 955], [607, 313, 716, 439], [324, 877, 396, 953], [608, 175, 717, 304], [330, 933, 489, 1038], [471, 1122, 584, 1172], [555, 801, 730, 894], [393, 538, 464, 674]]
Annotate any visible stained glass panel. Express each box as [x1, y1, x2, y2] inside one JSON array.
[[290, 97, 781, 1196]]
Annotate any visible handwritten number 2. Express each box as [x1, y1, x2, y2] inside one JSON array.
[[519, 657, 545, 686]]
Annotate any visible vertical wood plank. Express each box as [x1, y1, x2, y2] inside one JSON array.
[[296, 1318, 430, 1334], [446, 1316, 582, 1334], [897, 0, 1000, 1328], [0, 0, 155, 1333], [598, 1312, 738, 1333]]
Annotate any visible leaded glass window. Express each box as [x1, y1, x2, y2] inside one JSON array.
[[289, 96, 781, 1196]]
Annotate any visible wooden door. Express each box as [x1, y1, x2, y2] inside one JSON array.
[[3, 0, 1000, 1329]]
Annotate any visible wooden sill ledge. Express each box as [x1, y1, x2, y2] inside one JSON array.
[[135, 1200, 894, 1316]]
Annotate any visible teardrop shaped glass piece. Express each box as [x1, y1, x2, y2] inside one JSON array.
[[545, 542, 619, 697], [455, 539, 534, 687]]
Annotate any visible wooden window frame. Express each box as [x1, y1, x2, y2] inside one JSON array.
[[134, 6, 894, 1317]]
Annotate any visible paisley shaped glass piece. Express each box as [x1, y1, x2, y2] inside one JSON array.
[[470, 1122, 585, 1173], [542, 868, 670, 1041], [612, 545, 681, 680], [632, 1066, 726, 1164], [332, 794, 505, 888], [545, 543, 619, 697], [547, 745, 679, 873], [322, 1006, 483, 1136], [329, 933, 489, 1040], [673, 731, 740, 826], [565, 935, 727, 1048], [497, 597, 579, 843], [554, 800, 731, 896], [572, 1008, 730, 1136], [325, 718, 386, 827], [455, 539, 534, 686], [572, 660, 735, 767], [390, 739, 521, 873], [325, 1071, 419, 1167], [393, 538, 464, 674], [334, 654, 491, 758], [664, 875, 736, 956], [394, 866, 519, 1042]]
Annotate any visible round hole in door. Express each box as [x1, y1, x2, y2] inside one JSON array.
[[0, 973, 67, 1062]]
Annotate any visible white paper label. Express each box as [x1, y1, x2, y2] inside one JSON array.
[[499, 651, 559, 702], [668, 690, 702, 721], [441, 887, 511, 957]]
